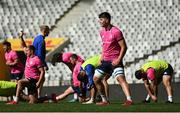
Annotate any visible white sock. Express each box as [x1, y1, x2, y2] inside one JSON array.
[[127, 96, 132, 101], [100, 94, 107, 102], [168, 96, 173, 102], [13, 96, 16, 100], [146, 95, 150, 101], [14, 97, 18, 102], [89, 97, 94, 102], [74, 93, 78, 100]]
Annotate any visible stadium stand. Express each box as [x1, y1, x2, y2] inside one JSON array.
[[51, 0, 180, 85], [0, 0, 179, 86], [0, 0, 79, 39]]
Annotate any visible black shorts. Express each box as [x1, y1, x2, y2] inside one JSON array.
[[163, 64, 174, 76], [96, 61, 113, 75], [26, 78, 38, 95], [10, 73, 23, 80], [96, 61, 124, 76]]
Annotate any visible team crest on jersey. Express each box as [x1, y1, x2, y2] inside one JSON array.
[[30, 61, 34, 65]]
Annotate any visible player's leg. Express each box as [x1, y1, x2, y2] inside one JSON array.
[[56, 86, 74, 101], [113, 67, 132, 105], [68, 93, 78, 102], [37, 75, 45, 98], [26, 78, 38, 104], [116, 76, 132, 101], [163, 75, 173, 103], [29, 94, 38, 104], [94, 76, 108, 104], [90, 87, 97, 102], [163, 64, 173, 103], [6, 79, 29, 104], [15, 79, 29, 100], [10, 73, 23, 100], [93, 62, 112, 105], [83, 85, 97, 104], [102, 75, 110, 99]]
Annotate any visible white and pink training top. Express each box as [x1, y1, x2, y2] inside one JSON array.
[[5, 50, 24, 74], [24, 55, 43, 80], [100, 26, 124, 61]]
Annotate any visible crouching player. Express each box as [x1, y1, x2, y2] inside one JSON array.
[[6, 45, 45, 104], [54, 54, 85, 102], [135, 60, 174, 103], [51, 52, 84, 102], [77, 55, 102, 104]]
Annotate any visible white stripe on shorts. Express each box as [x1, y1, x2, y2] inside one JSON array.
[[112, 67, 124, 78], [94, 69, 105, 78]]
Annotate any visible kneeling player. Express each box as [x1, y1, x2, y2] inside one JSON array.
[[6, 45, 45, 104]]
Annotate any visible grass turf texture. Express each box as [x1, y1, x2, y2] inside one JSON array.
[[0, 101, 180, 112]]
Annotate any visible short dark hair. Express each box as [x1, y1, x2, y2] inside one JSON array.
[[27, 45, 35, 53], [135, 70, 143, 79], [99, 12, 111, 22], [40, 25, 49, 32], [70, 54, 78, 60], [51, 53, 62, 65], [2, 41, 11, 47]]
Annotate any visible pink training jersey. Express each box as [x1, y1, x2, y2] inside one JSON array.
[[24, 55, 43, 80], [147, 68, 155, 80], [5, 50, 24, 74], [100, 26, 124, 61], [62, 52, 84, 63], [72, 62, 82, 87]]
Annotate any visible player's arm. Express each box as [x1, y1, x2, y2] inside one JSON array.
[[150, 79, 158, 97], [36, 67, 45, 88], [86, 67, 94, 90], [18, 31, 28, 55], [6, 52, 20, 66], [19, 31, 27, 48], [6, 58, 18, 66], [112, 39, 127, 66], [143, 78, 157, 101]]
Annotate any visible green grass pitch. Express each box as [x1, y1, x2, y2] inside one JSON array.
[[0, 101, 180, 112]]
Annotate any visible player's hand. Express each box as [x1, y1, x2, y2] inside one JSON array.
[[6, 61, 13, 66], [36, 82, 40, 88], [151, 95, 157, 102], [19, 30, 24, 38], [112, 59, 120, 66], [6, 61, 11, 65]]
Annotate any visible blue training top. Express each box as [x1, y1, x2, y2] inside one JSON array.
[[33, 34, 46, 66]]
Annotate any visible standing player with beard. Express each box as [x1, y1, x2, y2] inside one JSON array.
[[2, 41, 24, 83]]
